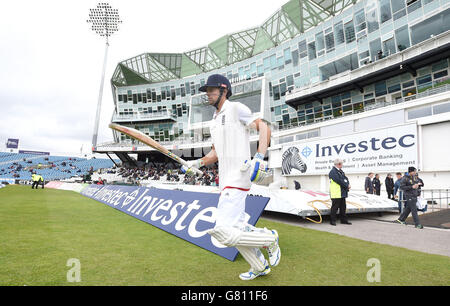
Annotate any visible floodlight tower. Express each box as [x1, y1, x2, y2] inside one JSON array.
[[87, 3, 122, 150]]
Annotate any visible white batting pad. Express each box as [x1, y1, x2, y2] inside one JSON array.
[[207, 226, 276, 248], [236, 246, 267, 272]]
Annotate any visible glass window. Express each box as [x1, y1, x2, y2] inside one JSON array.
[[273, 85, 280, 100], [410, 8, 450, 45], [334, 22, 345, 45], [359, 50, 370, 59], [383, 37, 396, 57], [391, 0, 405, 13], [407, 0, 422, 13], [403, 80, 415, 88], [395, 25, 410, 51], [287, 75, 294, 87], [403, 87, 417, 97], [394, 9, 407, 20], [417, 75, 432, 85], [434, 70, 448, 79], [369, 38, 382, 61], [325, 32, 335, 51], [316, 32, 325, 51], [433, 102, 450, 115], [431, 59, 448, 72], [308, 42, 316, 60], [388, 84, 401, 93], [375, 81, 387, 97], [367, 9, 379, 33], [380, 0, 392, 23], [280, 83, 287, 96], [408, 106, 432, 119], [355, 9, 366, 32], [292, 50, 299, 66], [344, 21, 356, 43], [284, 48, 292, 64]]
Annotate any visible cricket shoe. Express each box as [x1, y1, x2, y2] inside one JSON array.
[[239, 260, 271, 281], [264, 230, 281, 267]]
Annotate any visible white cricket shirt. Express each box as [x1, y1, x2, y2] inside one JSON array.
[[210, 100, 260, 191]]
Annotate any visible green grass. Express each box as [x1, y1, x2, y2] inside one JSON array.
[[0, 185, 449, 286]]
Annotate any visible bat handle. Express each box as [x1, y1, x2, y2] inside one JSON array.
[[191, 167, 204, 177]]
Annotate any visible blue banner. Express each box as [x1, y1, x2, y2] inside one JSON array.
[[80, 185, 269, 261], [18, 150, 50, 155], [6, 138, 19, 149]]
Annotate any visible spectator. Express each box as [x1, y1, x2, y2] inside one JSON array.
[[372, 174, 381, 196], [393, 172, 404, 213], [97, 177, 104, 185], [385, 174, 394, 200], [397, 167, 424, 229], [365, 173, 374, 194], [328, 158, 351, 226]]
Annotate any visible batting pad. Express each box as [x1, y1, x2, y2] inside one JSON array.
[[207, 226, 276, 248], [236, 246, 267, 272]]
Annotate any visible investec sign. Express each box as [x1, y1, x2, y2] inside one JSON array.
[[81, 185, 269, 261], [282, 123, 418, 175]]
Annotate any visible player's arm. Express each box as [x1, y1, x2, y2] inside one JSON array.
[[182, 145, 217, 173], [251, 118, 271, 156], [200, 145, 218, 166]]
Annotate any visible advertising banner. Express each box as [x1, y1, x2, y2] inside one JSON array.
[[18, 150, 50, 155], [281, 124, 418, 176], [80, 185, 269, 261], [6, 139, 19, 149]]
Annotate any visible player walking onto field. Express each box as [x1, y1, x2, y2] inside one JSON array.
[[184, 74, 281, 280]]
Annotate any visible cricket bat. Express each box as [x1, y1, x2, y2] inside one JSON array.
[[109, 123, 203, 176]]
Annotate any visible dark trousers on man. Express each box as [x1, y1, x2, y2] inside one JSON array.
[[387, 190, 394, 200], [399, 198, 420, 226], [330, 198, 348, 224], [31, 181, 39, 189]]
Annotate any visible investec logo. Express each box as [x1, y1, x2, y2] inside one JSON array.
[[89, 186, 235, 249], [315, 134, 415, 157]]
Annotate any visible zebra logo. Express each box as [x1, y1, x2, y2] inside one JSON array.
[[282, 147, 307, 175]]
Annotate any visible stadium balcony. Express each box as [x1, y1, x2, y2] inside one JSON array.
[[112, 109, 177, 123]]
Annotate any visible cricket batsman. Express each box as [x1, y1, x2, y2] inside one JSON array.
[[182, 74, 281, 280]]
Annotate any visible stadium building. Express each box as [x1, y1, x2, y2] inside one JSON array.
[[95, 0, 450, 192]]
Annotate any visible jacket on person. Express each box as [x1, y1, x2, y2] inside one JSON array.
[[385, 177, 394, 192], [329, 166, 349, 199], [400, 174, 420, 199], [372, 177, 381, 193], [364, 176, 373, 194], [394, 179, 403, 200]]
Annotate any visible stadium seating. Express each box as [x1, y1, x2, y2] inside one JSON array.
[[0, 152, 118, 181]]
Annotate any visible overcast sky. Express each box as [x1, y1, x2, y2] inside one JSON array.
[[0, 0, 287, 156]]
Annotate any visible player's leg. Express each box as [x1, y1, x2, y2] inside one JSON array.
[[236, 246, 270, 281], [211, 188, 272, 279]]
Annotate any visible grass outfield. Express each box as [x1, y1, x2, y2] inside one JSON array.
[[0, 185, 449, 286]]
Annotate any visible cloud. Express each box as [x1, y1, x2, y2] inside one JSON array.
[[0, 0, 287, 155]]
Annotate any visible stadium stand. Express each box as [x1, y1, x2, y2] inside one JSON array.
[[0, 152, 118, 181], [91, 163, 219, 186]]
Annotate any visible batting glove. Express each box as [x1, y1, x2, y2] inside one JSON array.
[[181, 159, 204, 175], [241, 152, 269, 183]]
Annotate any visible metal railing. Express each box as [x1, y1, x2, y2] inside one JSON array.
[[112, 110, 177, 122], [420, 189, 450, 212]]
